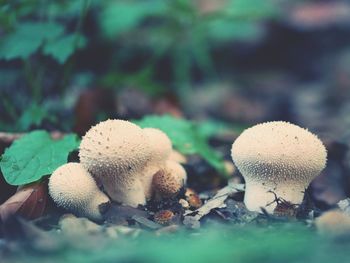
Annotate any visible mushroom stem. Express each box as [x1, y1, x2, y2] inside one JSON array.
[[86, 192, 111, 217], [99, 173, 146, 207], [140, 165, 160, 199], [244, 179, 305, 213]]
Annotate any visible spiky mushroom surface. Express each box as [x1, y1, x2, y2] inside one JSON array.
[[143, 128, 172, 163], [165, 160, 187, 184], [48, 163, 110, 221], [140, 128, 173, 198], [79, 119, 152, 207], [231, 121, 327, 213], [152, 169, 182, 198]]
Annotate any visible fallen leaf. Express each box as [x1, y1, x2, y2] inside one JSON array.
[[215, 199, 258, 223], [0, 181, 47, 223], [105, 203, 149, 225], [132, 215, 162, 230], [183, 183, 244, 228]]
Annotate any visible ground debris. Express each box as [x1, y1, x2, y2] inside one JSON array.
[[338, 198, 350, 215], [2, 217, 64, 253], [132, 215, 162, 230], [215, 199, 259, 223], [104, 203, 149, 225], [183, 183, 245, 228]]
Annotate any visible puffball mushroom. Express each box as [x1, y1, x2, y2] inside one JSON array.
[[143, 128, 172, 162], [153, 168, 183, 198], [231, 121, 327, 213], [49, 163, 110, 221], [165, 160, 187, 184], [141, 128, 187, 199], [141, 128, 173, 198], [79, 119, 152, 207]]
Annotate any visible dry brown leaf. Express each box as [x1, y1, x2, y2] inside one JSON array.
[[0, 181, 47, 223]]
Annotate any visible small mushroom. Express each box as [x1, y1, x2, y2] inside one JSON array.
[[141, 128, 173, 198], [169, 150, 187, 164], [152, 169, 182, 198], [315, 210, 350, 238], [141, 128, 187, 199], [48, 163, 110, 221], [164, 160, 187, 185], [231, 121, 327, 213], [79, 119, 152, 207], [143, 128, 172, 162]]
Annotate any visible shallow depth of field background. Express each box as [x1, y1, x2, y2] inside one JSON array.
[[1, 1, 350, 262]]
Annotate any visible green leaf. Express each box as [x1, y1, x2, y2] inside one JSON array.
[[43, 34, 87, 64], [0, 22, 64, 60], [17, 103, 56, 131], [206, 19, 263, 42], [197, 120, 247, 138], [0, 131, 80, 185], [225, 0, 279, 19], [99, 1, 166, 38], [134, 115, 226, 175]]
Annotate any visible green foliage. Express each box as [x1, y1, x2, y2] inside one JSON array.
[[101, 67, 165, 96], [224, 0, 279, 18], [197, 119, 246, 138], [0, 22, 64, 60], [100, 0, 166, 38], [97, 0, 280, 92], [0, 131, 80, 185], [17, 103, 57, 131], [134, 115, 226, 174], [43, 34, 87, 64], [0, 21, 86, 63]]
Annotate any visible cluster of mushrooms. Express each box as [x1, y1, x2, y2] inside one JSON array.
[[49, 120, 187, 221], [49, 119, 328, 222]]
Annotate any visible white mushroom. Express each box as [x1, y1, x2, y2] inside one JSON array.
[[79, 119, 152, 207], [164, 160, 187, 185], [168, 150, 187, 164], [141, 128, 173, 198], [48, 163, 110, 221], [141, 128, 187, 199], [231, 121, 327, 213]]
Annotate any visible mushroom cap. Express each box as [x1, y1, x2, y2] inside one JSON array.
[[169, 150, 187, 164], [48, 163, 110, 221], [152, 169, 182, 197], [143, 128, 172, 163], [79, 119, 152, 177], [165, 160, 187, 184], [231, 121, 327, 186]]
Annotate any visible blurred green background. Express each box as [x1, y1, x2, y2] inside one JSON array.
[[2, 0, 350, 208], [2, 1, 350, 262], [0, 0, 288, 132]]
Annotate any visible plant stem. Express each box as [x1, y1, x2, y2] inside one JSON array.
[[24, 60, 42, 103], [60, 0, 90, 93]]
